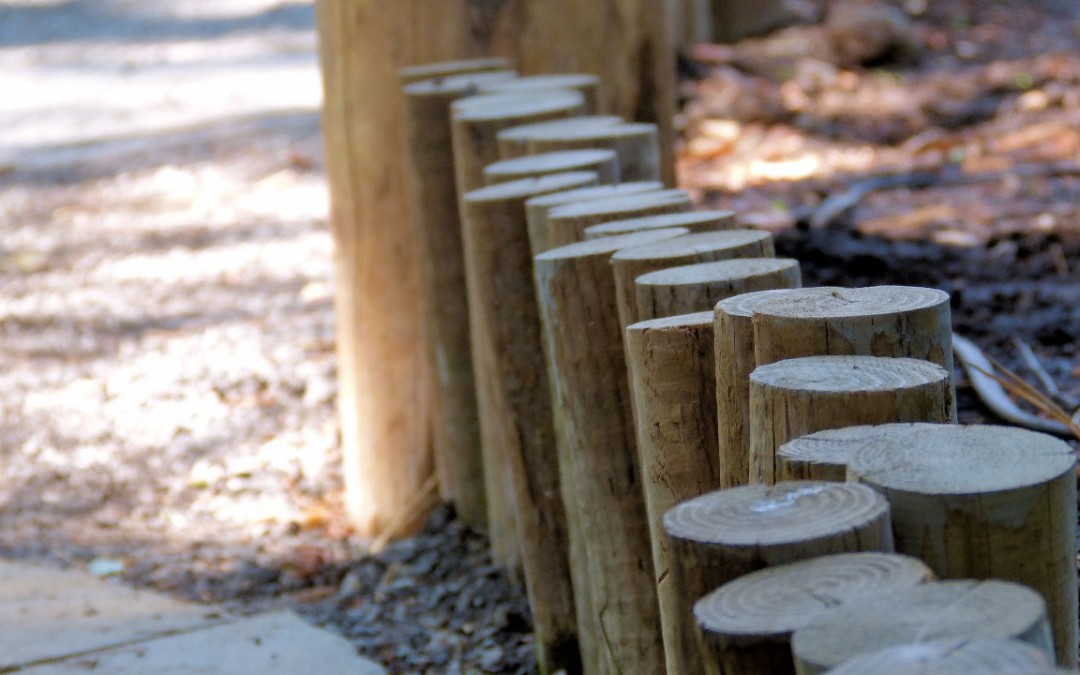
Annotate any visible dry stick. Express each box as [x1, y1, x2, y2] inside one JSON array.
[[451, 91, 586, 196], [694, 553, 933, 675], [824, 638, 1059, 675], [524, 181, 663, 255], [611, 230, 774, 331], [777, 425, 909, 483], [497, 115, 624, 159], [534, 228, 691, 675], [625, 311, 721, 675], [402, 70, 519, 529], [584, 210, 735, 239], [662, 481, 894, 675], [846, 423, 1079, 667], [748, 355, 953, 485], [527, 122, 665, 183], [483, 149, 620, 185], [789, 580, 1057, 674], [546, 189, 692, 248], [479, 73, 602, 113], [399, 57, 511, 85], [460, 172, 599, 674], [635, 258, 801, 323]]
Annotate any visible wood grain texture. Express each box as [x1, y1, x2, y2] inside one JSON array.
[[823, 638, 1057, 675], [526, 122, 665, 182], [546, 189, 692, 248], [524, 181, 663, 256]]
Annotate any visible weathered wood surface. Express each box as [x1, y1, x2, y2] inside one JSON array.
[[399, 57, 510, 84], [527, 122, 665, 183], [546, 189, 692, 248], [483, 149, 619, 185], [583, 209, 735, 239], [777, 425, 905, 483], [823, 638, 1060, 675], [524, 181, 663, 256], [497, 116, 624, 159], [480, 73, 601, 112]]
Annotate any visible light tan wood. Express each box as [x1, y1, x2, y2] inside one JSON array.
[[750, 285, 957, 419], [790, 580, 1056, 674], [524, 181, 663, 256], [749, 356, 953, 485], [497, 115, 624, 159], [399, 57, 510, 84], [534, 228, 690, 675], [527, 122, 666, 183], [546, 188, 692, 248], [584, 209, 735, 239], [402, 70, 518, 530], [635, 258, 801, 323], [695, 553, 933, 675], [847, 423, 1079, 667], [625, 311, 720, 675], [713, 289, 807, 488], [480, 73, 602, 113], [662, 481, 893, 675], [460, 172, 598, 674], [483, 149, 619, 185], [777, 424, 921, 483], [824, 638, 1058, 675], [611, 230, 774, 331], [451, 91, 586, 196]]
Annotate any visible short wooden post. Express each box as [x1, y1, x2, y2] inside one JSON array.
[[527, 121, 666, 183], [635, 258, 800, 323], [748, 355, 953, 485], [402, 69, 518, 529], [534, 228, 692, 675], [612, 229, 774, 331], [399, 57, 510, 85], [451, 91, 586, 196], [662, 482, 893, 675], [777, 425, 899, 483], [479, 73, 602, 113], [583, 209, 735, 239], [790, 580, 1057, 674], [546, 188, 692, 248], [483, 149, 619, 185], [524, 181, 662, 255], [694, 553, 933, 675], [461, 172, 599, 673], [824, 638, 1059, 675], [847, 424, 1078, 667], [497, 115, 623, 159]]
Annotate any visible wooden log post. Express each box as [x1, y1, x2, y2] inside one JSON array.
[[694, 553, 934, 675], [846, 424, 1079, 667], [546, 188, 692, 248], [777, 425, 905, 483], [790, 580, 1057, 674], [524, 181, 663, 255], [584, 209, 735, 239], [534, 228, 692, 675], [635, 258, 801, 323], [479, 73, 602, 112], [611, 229, 774, 330], [748, 355, 953, 485], [824, 638, 1059, 675], [451, 91, 586, 196], [527, 122, 666, 183], [498, 116, 624, 159], [402, 69, 518, 529], [624, 311, 720, 675], [460, 172, 599, 674], [399, 57, 510, 85], [662, 482, 893, 675], [483, 149, 619, 185]]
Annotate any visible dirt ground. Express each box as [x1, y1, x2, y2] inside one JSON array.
[[0, 0, 1078, 673]]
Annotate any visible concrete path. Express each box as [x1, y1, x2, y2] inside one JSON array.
[[0, 561, 385, 674]]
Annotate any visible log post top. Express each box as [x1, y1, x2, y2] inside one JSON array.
[[715, 287, 811, 317], [398, 57, 511, 84], [463, 171, 599, 203], [546, 188, 690, 221], [750, 356, 949, 393], [777, 424, 905, 472], [584, 209, 736, 238], [693, 552, 933, 637], [662, 482, 890, 547], [483, 149, 617, 177], [478, 72, 599, 94], [535, 228, 691, 262], [627, 310, 713, 332], [497, 115, 623, 143], [825, 638, 1057, 674], [846, 423, 1077, 495], [750, 285, 950, 319], [523, 120, 660, 142], [451, 89, 584, 119], [611, 229, 772, 262], [401, 69, 517, 96], [639, 257, 799, 287], [524, 180, 663, 211]]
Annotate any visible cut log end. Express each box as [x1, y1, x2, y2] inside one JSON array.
[[398, 57, 511, 84], [584, 209, 736, 239], [824, 638, 1055, 675], [483, 149, 618, 185]]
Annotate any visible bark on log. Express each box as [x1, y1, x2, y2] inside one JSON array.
[[635, 257, 800, 323], [534, 228, 691, 675], [625, 311, 720, 675], [748, 355, 953, 485], [611, 229, 774, 331], [790, 580, 1056, 674], [402, 69, 518, 529], [846, 423, 1078, 667], [399, 57, 510, 84], [498, 116, 624, 159], [662, 481, 893, 675], [480, 73, 602, 113], [546, 188, 692, 248], [694, 553, 933, 675], [461, 172, 600, 674], [527, 122, 666, 183], [524, 181, 663, 256], [824, 638, 1059, 675], [483, 149, 619, 185], [584, 209, 735, 239]]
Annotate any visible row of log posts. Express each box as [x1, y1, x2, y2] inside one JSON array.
[[525, 182, 663, 254]]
